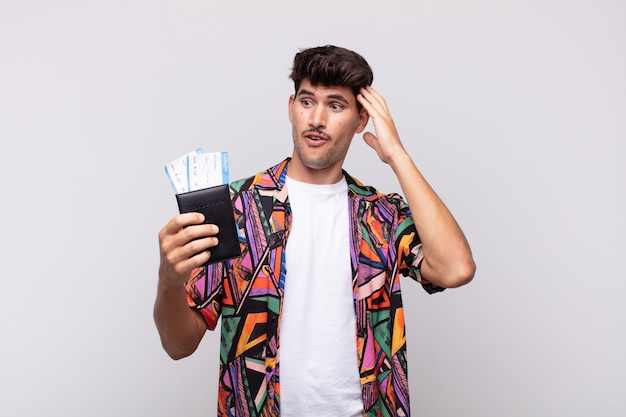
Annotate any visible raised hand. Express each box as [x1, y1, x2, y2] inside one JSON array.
[[357, 86, 408, 165]]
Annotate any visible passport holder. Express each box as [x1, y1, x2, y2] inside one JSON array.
[[175, 183, 241, 264]]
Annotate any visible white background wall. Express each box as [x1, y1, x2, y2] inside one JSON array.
[[1, 1, 624, 416]]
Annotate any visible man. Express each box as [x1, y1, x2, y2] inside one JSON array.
[[154, 45, 475, 417]]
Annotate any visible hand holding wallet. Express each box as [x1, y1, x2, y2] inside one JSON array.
[[165, 150, 240, 265], [175, 183, 241, 264]]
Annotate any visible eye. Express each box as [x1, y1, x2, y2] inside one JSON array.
[[330, 102, 344, 111], [300, 98, 313, 107]]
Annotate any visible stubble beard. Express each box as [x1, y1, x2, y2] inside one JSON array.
[[292, 132, 339, 171]]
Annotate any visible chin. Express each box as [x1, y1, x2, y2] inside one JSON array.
[[301, 156, 333, 171]]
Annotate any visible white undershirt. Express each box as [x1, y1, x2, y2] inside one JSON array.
[[280, 176, 363, 417]]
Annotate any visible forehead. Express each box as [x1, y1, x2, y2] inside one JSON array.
[[296, 79, 355, 102]]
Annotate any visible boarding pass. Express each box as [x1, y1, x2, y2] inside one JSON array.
[[164, 148, 230, 194]]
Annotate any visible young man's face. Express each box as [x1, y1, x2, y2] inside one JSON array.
[[288, 79, 369, 184]]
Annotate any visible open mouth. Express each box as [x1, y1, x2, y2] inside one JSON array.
[[304, 130, 329, 142]]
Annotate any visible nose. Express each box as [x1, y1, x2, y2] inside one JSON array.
[[309, 104, 326, 129]]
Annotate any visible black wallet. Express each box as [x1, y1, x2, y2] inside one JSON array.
[[175, 183, 241, 264]]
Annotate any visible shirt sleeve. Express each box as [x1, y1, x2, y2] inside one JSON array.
[[185, 264, 224, 330], [393, 196, 446, 295]]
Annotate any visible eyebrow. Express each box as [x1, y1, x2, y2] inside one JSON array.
[[298, 88, 350, 105]]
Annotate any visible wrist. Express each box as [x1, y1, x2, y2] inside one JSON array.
[[387, 150, 412, 171], [158, 270, 188, 292]]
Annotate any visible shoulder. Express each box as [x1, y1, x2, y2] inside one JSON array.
[[344, 170, 407, 209], [230, 158, 290, 194]]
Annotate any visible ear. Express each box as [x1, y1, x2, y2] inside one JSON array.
[[288, 94, 295, 123], [355, 107, 369, 133]]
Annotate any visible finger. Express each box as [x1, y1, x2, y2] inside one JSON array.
[[360, 87, 389, 113], [165, 224, 218, 256], [357, 95, 384, 123], [159, 222, 219, 260], [363, 86, 385, 103], [180, 223, 220, 243], [161, 212, 205, 236], [184, 236, 219, 259], [163, 249, 211, 284], [358, 95, 384, 120], [362, 131, 379, 149], [163, 235, 218, 271]]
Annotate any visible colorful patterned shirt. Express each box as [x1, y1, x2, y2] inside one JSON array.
[[185, 158, 444, 417]]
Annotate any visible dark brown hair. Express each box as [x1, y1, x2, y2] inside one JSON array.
[[289, 45, 374, 98]]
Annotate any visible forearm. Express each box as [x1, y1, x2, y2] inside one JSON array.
[[389, 152, 475, 288], [153, 276, 207, 360], [356, 86, 474, 287]]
